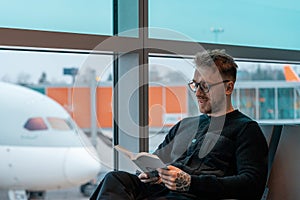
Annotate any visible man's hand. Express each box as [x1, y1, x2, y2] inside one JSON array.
[[157, 165, 191, 192], [138, 172, 161, 184]]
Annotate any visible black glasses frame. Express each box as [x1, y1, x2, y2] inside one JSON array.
[[188, 80, 230, 93]]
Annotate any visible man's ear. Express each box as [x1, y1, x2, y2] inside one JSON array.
[[225, 81, 234, 95]]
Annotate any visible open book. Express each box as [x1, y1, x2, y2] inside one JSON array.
[[115, 145, 167, 174]]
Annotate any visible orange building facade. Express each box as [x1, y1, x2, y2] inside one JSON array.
[[45, 86, 188, 130]]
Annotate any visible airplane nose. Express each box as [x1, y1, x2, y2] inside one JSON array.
[[63, 147, 101, 185]]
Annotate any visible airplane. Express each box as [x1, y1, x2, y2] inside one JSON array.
[[0, 81, 101, 199]]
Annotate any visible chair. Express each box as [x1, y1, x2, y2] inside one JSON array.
[[260, 124, 300, 200]]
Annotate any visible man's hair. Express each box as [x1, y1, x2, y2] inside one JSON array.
[[194, 49, 238, 82]]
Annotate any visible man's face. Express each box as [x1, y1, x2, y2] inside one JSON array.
[[192, 68, 227, 115]]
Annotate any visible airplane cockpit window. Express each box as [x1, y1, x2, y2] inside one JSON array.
[[24, 117, 48, 131], [47, 117, 72, 131]]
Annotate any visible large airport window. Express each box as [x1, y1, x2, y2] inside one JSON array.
[[0, 0, 112, 35], [149, 0, 300, 50], [0, 50, 113, 138], [1, 49, 114, 178], [24, 117, 48, 131]]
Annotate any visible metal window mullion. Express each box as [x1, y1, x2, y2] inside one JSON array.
[[139, 50, 149, 152], [113, 53, 119, 171], [138, 0, 149, 153]]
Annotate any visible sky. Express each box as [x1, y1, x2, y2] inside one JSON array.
[[149, 0, 300, 50], [0, 50, 113, 84]]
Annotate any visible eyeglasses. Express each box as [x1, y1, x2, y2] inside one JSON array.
[[188, 80, 230, 93]]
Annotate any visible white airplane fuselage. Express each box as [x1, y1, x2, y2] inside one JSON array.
[[0, 82, 101, 191]]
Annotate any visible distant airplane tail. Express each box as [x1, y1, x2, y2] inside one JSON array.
[[283, 65, 300, 82]]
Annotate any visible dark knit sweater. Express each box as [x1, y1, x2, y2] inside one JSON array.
[[154, 110, 268, 199]]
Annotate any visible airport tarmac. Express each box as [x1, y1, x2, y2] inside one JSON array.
[[0, 187, 89, 200], [46, 186, 89, 200]]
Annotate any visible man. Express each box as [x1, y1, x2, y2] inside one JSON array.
[[90, 49, 268, 200]]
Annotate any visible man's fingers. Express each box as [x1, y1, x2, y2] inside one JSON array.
[[140, 176, 159, 183], [162, 179, 176, 190], [138, 172, 149, 179]]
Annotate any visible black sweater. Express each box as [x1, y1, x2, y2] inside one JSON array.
[[154, 110, 268, 199]]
